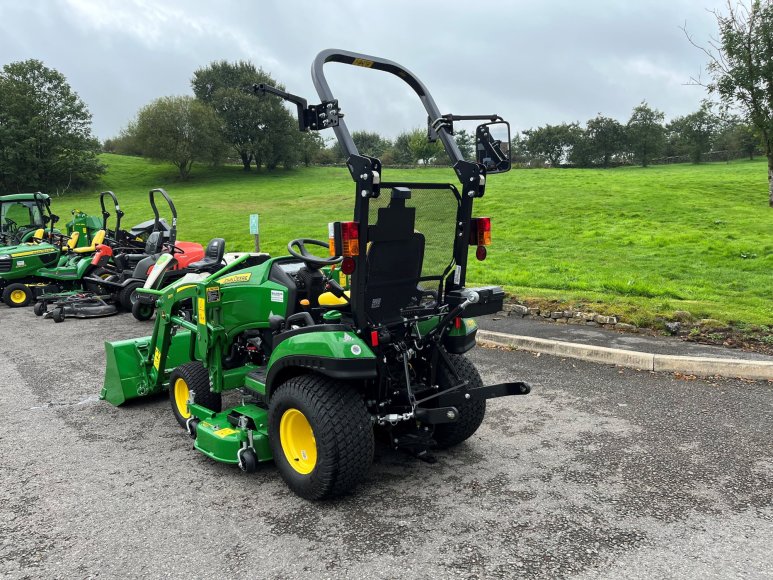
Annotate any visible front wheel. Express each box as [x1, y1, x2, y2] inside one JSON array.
[[118, 280, 143, 311], [268, 375, 374, 500], [432, 354, 487, 449], [168, 362, 221, 428], [2, 283, 32, 307], [132, 300, 154, 321]]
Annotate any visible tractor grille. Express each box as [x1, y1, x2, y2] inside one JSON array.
[[0, 256, 10, 273], [369, 182, 459, 293]]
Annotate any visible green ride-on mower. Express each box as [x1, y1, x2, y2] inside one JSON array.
[[101, 49, 528, 500], [0, 192, 60, 247], [32, 190, 145, 321]]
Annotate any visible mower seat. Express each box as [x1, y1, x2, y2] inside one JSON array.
[[187, 238, 225, 273], [66, 231, 80, 250], [73, 229, 106, 253]]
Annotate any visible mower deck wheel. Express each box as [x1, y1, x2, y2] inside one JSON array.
[[168, 362, 221, 428], [33, 301, 46, 317], [52, 307, 66, 323], [268, 374, 374, 500], [432, 353, 487, 449], [3, 283, 32, 307]]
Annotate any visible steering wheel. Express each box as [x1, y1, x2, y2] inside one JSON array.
[[163, 243, 185, 255], [3, 219, 19, 236], [287, 238, 342, 269]]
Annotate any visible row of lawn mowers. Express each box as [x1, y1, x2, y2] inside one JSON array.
[[95, 49, 532, 500], [0, 188, 223, 322]]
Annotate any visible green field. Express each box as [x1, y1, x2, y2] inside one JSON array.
[[54, 154, 773, 327]]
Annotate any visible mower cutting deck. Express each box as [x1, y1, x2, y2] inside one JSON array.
[[101, 48, 526, 500]]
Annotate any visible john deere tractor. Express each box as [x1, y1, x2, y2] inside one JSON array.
[[101, 49, 528, 500]]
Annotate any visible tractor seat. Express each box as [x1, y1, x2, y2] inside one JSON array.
[[73, 230, 106, 253], [318, 290, 349, 307], [187, 238, 226, 273]]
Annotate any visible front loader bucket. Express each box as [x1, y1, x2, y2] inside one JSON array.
[[101, 330, 193, 406]]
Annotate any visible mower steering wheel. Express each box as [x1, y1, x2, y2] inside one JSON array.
[[287, 238, 342, 269], [164, 243, 185, 255]]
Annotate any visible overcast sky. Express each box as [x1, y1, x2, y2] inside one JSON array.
[[0, 0, 728, 141]]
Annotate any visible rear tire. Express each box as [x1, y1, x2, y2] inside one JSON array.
[[432, 354, 487, 449], [118, 280, 143, 311], [168, 362, 221, 428], [131, 300, 154, 321], [268, 374, 373, 500], [3, 283, 32, 307]]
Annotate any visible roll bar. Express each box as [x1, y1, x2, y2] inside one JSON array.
[[310, 49, 463, 165], [99, 191, 123, 233], [149, 188, 177, 246]]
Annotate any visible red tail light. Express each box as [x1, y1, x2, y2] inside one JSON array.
[[370, 330, 379, 346], [469, 217, 491, 246], [329, 221, 360, 257]]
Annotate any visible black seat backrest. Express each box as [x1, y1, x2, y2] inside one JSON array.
[[144, 231, 163, 255], [205, 238, 225, 262], [364, 188, 425, 324]]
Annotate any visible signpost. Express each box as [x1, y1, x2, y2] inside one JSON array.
[[249, 214, 260, 252]]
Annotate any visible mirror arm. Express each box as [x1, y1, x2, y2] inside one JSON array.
[[429, 113, 504, 138]]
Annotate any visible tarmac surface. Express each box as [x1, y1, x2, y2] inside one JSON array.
[[1, 308, 772, 579]]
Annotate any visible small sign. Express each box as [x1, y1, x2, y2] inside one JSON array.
[[249, 214, 259, 235]]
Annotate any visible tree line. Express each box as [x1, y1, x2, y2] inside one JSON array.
[[511, 100, 762, 168]]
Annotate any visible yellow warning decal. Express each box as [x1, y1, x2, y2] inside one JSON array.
[[214, 428, 238, 438], [176, 284, 195, 293], [339, 271, 347, 286], [197, 297, 206, 324], [218, 272, 251, 285], [352, 58, 374, 68], [153, 348, 161, 370], [10, 248, 56, 258]]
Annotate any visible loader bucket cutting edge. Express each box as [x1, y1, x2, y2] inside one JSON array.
[[101, 330, 194, 406]]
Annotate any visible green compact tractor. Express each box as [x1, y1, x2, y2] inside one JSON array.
[[101, 49, 528, 499]]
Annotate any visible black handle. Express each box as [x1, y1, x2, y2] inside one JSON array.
[[148, 188, 177, 245]]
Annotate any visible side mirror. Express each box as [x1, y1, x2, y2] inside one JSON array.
[[476, 121, 511, 173]]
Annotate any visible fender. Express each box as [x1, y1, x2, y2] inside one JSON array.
[[265, 326, 376, 396]]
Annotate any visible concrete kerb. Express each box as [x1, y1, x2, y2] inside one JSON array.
[[477, 329, 773, 381]]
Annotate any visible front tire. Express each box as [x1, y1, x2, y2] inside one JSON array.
[[118, 280, 143, 311], [432, 354, 487, 449], [3, 283, 32, 307], [132, 300, 154, 321], [268, 374, 374, 500], [168, 362, 221, 428]]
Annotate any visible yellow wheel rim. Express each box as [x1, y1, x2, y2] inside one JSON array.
[[10, 289, 26, 304], [279, 408, 317, 474], [173, 378, 191, 419]]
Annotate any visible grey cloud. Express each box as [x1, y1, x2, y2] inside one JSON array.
[[0, 0, 727, 140]]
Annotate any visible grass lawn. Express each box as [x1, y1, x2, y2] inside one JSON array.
[[54, 154, 773, 327]]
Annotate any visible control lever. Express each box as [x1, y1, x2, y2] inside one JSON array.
[[419, 290, 479, 346], [325, 278, 350, 302]]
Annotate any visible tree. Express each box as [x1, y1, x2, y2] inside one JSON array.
[[523, 123, 580, 166], [685, 0, 773, 205], [626, 101, 666, 167], [408, 128, 442, 165], [298, 132, 325, 167], [714, 115, 761, 159], [584, 115, 627, 167], [390, 131, 416, 164], [133, 96, 225, 179], [0, 59, 104, 193], [455, 129, 474, 160], [192, 61, 297, 171], [666, 102, 720, 163]]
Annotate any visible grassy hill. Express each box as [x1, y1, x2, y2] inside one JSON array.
[[53, 154, 773, 327]]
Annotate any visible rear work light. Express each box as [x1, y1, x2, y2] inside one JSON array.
[[469, 217, 491, 246], [328, 221, 360, 257]]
